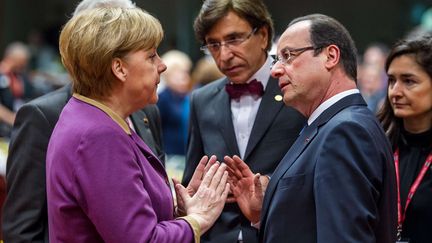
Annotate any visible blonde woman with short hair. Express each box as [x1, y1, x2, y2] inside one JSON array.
[[47, 7, 229, 242]]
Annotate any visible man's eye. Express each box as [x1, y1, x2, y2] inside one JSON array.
[[281, 52, 290, 61]]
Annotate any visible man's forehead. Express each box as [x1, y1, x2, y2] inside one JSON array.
[[205, 11, 251, 40], [277, 21, 311, 48]]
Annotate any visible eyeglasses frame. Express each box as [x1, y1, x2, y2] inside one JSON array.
[[272, 46, 324, 67], [200, 27, 258, 53]]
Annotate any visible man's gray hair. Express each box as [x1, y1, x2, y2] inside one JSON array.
[[73, 0, 135, 16]]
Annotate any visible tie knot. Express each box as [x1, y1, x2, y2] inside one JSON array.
[[225, 79, 264, 100]]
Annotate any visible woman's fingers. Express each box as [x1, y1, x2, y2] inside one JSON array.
[[200, 162, 220, 188], [189, 155, 208, 183], [209, 163, 227, 190], [215, 171, 228, 196], [175, 183, 189, 202]]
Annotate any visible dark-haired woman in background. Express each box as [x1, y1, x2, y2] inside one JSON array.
[[377, 33, 432, 243]]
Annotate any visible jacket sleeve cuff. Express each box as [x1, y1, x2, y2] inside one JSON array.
[[178, 216, 201, 243]]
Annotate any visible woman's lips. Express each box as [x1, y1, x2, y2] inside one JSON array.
[[392, 102, 408, 108]]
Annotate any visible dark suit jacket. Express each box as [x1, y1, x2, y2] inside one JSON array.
[[260, 93, 397, 243], [183, 77, 305, 243], [2, 84, 164, 243]]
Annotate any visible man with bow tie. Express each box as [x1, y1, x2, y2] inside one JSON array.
[[181, 0, 305, 242]]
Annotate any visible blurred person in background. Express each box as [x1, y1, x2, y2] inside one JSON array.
[[2, 0, 165, 242], [363, 43, 389, 72], [358, 64, 386, 113], [378, 33, 432, 243], [157, 50, 192, 159], [0, 42, 35, 137], [191, 56, 224, 88], [0, 42, 34, 111], [46, 6, 229, 242], [358, 43, 389, 113], [182, 0, 305, 242], [363, 43, 389, 88]]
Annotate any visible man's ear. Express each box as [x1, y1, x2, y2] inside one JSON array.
[[324, 44, 340, 69], [111, 57, 127, 82]]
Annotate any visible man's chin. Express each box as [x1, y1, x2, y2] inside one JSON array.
[[282, 95, 293, 105], [150, 93, 159, 103]]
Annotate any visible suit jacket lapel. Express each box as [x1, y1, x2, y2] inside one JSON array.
[[260, 93, 367, 227], [213, 79, 240, 156], [244, 78, 284, 160], [130, 110, 158, 156]]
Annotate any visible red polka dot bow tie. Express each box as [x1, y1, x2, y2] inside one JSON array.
[[225, 79, 264, 100]]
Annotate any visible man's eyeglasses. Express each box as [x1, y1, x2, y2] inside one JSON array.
[[272, 46, 322, 67], [200, 28, 257, 53]]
